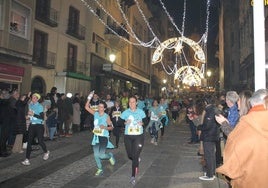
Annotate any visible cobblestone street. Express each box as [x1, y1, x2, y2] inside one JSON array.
[[0, 120, 228, 188]]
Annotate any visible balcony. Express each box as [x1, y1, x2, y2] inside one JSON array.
[[66, 20, 85, 40], [104, 24, 129, 48], [65, 59, 90, 75], [35, 8, 58, 27], [33, 51, 56, 69]]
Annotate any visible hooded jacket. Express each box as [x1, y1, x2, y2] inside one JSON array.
[[216, 105, 268, 188]]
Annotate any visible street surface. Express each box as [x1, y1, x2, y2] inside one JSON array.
[[0, 118, 228, 188]]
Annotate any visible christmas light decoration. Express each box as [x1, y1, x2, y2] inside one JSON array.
[[79, 0, 212, 87]]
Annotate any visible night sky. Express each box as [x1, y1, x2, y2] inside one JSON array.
[[163, 0, 219, 38]]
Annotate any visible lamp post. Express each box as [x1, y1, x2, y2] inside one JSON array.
[[162, 79, 167, 96], [207, 70, 212, 89], [109, 53, 116, 63]]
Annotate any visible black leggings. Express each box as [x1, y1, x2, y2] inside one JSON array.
[[124, 134, 144, 177], [26, 124, 48, 159]]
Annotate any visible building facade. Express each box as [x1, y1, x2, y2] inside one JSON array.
[[0, 0, 165, 98]]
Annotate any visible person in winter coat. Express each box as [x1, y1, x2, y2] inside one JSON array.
[[198, 95, 219, 181], [12, 92, 31, 153], [46, 107, 58, 141], [217, 89, 268, 188]]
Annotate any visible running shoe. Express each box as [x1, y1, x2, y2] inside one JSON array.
[[130, 176, 136, 185], [95, 168, 103, 176], [150, 138, 154, 144], [22, 159, 30, 166], [43, 151, 50, 160], [199, 175, 215, 181], [109, 152, 115, 165]]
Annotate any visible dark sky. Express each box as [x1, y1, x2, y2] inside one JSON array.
[[163, 0, 219, 37]]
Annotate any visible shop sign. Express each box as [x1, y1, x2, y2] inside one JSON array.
[[0, 63, 24, 76], [103, 64, 113, 71]]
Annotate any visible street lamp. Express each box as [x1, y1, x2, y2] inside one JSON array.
[[109, 53, 116, 63], [206, 70, 212, 89]]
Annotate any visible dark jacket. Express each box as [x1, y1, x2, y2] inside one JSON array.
[[46, 110, 57, 128], [14, 97, 30, 134], [199, 104, 219, 142], [110, 106, 124, 127]]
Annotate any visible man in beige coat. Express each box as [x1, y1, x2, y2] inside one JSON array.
[[216, 89, 268, 188]]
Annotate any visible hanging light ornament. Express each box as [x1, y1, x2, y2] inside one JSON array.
[[174, 66, 204, 86], [151, 0, 211, 87], [79, 0, 211, 87], [152, 37, 206, 64]]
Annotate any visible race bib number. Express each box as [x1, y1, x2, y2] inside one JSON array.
[[93, 128, 104, 136], [151, 114, 159, 121], [128, 126, 140, 135], [112, 111, 121, 118], [91, 105, 98, 111]]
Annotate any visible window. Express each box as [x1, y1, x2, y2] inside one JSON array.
[[10, 0, 30, 39], [35, 0, 50, 20], [0, 0, 3, 29], [33, 30, 48, 67], [68, 6, 79, 34], [95, 42, 100, 53], [67, 43, 77, 72]]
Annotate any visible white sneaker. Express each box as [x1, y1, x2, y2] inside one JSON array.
[[199, 175, 215, 181], [43, 151, 50, 160], [130, 176, 136, 185], [22, 159, 30, 166], [150, 138, 154, 144]]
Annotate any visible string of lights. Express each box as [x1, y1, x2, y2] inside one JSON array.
[[158, 0, 183, 35], [115, 0, 157, 48], [80, 0, 158, 47], [80, 0, 211, 87], [133, 0, 161, 45]]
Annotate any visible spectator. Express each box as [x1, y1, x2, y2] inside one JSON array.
[[12, 92, 31, 153], [217, 89, 268, 188], [63, 93, 73, 137], [46, 107, 57, 141], [215, 90, 252, 136], [72, 94, 81, 133], [0, 90, 11, 157], [198, 95, 219, 181], [225, 91, 239, 128]]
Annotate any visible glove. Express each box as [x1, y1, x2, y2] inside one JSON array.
[[87, 90, 94, 100]]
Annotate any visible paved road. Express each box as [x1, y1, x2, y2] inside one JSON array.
[[0, 119, 229, 188]]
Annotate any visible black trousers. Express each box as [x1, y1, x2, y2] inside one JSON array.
[[124, 134, 144, 177], [203, 141, 216, 177], [26, 124, 48, 159], [0, 122, 10, 154]]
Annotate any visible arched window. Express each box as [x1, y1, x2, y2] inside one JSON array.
[[31, 76, 46, 94]]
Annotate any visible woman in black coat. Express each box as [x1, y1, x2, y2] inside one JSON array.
[[12, 92, 31, 153], [110, 100, 124, 148]]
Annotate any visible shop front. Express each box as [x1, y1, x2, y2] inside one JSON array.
[[90, 54, 150, 99], [0, 62, 25, 92]]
